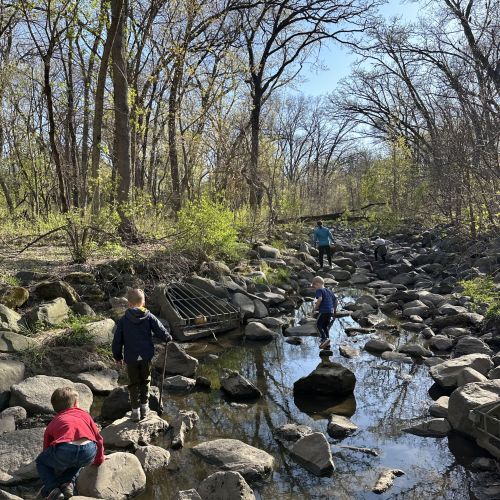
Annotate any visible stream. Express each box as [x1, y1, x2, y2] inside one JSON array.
[[137, 288, 486, 499]]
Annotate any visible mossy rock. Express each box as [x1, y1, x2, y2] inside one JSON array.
[[0, 287, 29, 309]]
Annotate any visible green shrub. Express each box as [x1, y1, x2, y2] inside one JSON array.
[[176, 196, 241, 260], [459, 276, 499, 317]]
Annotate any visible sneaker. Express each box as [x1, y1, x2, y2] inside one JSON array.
[[131, 408, 140, 422], [46, 488, 64, 500], [319, 339, 331, 350], [60, 482, 74, 499], [140, 403, 150, 420]]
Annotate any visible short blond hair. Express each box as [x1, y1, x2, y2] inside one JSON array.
[[51, 387, 79, 413], [312, 276, 324, 285], [127, 288, 145, 306]]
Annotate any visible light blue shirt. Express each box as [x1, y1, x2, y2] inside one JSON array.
[[313, 227, 334, 247]]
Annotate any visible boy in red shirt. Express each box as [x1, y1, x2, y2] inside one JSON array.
[[35, 387, 104, 499]]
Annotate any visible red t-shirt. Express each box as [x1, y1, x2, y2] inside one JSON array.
[[43, 407, 104, 466]]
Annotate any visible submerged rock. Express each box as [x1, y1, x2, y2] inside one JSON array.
[[290, 432, 334, 476], [77, 452, 146, 499], [403, 418, 451, 437], [191, 439, 274, 481], [293, 361, 356, 397], [220, 371, 262, 400], [274, 423, 313, 443], [197, 471, 255, 500]]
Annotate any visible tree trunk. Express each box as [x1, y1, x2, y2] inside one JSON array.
[[43, 52, 69, 212], [249, 90, 263, 209], [90, 0, 115, 214], [111, 0, 135, 238]]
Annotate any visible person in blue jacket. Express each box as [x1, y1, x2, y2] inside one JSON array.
[[112, 288, 172, 421], [313, 220, 334, 268]]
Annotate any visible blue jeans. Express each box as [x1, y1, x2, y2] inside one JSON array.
[[36, 441, 97, 495]]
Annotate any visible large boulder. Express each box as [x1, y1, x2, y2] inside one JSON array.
[[364, 338, 395, 354], [164, 342, 198, 378], [0, 288, 29, 309], [293, 361, 356, 397], [74, 370, 119, 394], [9, 375, 92, 415], [77, 452, 146, 499], [244, 322, 276, 341], [34, 280, 80, 305], [429, 354, 493, 389], [453, 336, 493, 357], [0, 360, 25, 410], [231, 293, 255, 320], [0, 427, 44, 482], [0, 306, 21, 333], [84, 319, 116, 346], [290, 432, 334, 476], [448, 380, 500, 457], [191, 439, 274, 482], [0, 331, 32, 354], [24, 298, 70, 327], [197, 471, 255, 500], [100, 386, 160, 420], [134, 445, 170, 472], [432, 313, 484, 330], [220, 371, 262, 400], [100, 412, 168, 448], [256, 245, 281, 259]]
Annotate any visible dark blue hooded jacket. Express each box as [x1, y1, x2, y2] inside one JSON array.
[[112, 308, 172, 363]]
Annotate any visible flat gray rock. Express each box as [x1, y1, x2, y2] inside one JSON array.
[[100, 412, 168, 447], [77, 452, 146, 499], [74, 370, 119, 394], [429, 354, 493, 388], [164, 375, 197, 393], [244, 322, 276, 341], [10, 375, 92, 415], [403, 418, 451, 437], [429, 396, 449, 418], [290, 432, 334, 476], [327, 415, 357, 438], [294, 361, 355, 397], [0, 360, 25, 410], [191, 439, 274, 482], [135, 445, 170, 472], [197, 471, 255, 500], [364, 338, 394, 354], [0, 331, 32, 353]]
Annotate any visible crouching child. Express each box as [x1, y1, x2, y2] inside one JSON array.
[[36, 387, 104, 500], [112, 288, 172, 422]]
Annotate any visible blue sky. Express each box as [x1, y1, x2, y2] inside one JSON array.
[[297, 0, 421, 96]]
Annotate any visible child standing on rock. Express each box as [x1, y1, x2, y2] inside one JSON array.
[[36, 387, 104, 500], [312, 276, 338, 350], [112, 288, 172, 422]]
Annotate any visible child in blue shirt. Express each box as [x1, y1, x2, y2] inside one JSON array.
[[312, 276, 338, 350]]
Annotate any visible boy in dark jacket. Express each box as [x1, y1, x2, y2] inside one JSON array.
[[112, 288, 172, 421], [36, 387, 104, 500]]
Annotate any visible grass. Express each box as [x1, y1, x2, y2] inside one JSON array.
[[252, 262, 292, 287], [459, 276, 500, 318]]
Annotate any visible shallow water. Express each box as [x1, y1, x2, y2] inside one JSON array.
[[137, 290, 487, 500]]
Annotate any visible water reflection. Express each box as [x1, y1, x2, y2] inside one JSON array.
[[136, 290, 484, 499]]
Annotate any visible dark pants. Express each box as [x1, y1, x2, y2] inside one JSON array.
[[317, 313, 333, 342], [127, 359, 151, 408], [318, 245, 332, 267], [374, 246, 387, 262], [36, 441, 97, 496]]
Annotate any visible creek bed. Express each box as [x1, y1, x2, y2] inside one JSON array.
[[138, 289, 486, 499]]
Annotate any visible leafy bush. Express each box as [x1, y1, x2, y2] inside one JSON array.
[[175, 196, 241, 260], [459, 276, 500, 317]]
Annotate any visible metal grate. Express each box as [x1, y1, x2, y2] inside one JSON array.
[[164, 282, 239, 328], [470, 401, 500, 451]]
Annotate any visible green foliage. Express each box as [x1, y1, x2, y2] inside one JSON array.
[[459, 276, 500, 317], [0, 273, 20, 287], [252, 261, 291, 286], [175, 196, 241, 260], [55, 313, 103, 347]]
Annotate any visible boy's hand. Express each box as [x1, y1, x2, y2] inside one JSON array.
[[115, 359, 123, 368]]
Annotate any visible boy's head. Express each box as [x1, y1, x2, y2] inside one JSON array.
[[312, 276, 324, 290], [127, 288, 145, 307], [51, 387, 79, 413], [317, 220, 323, 227]]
